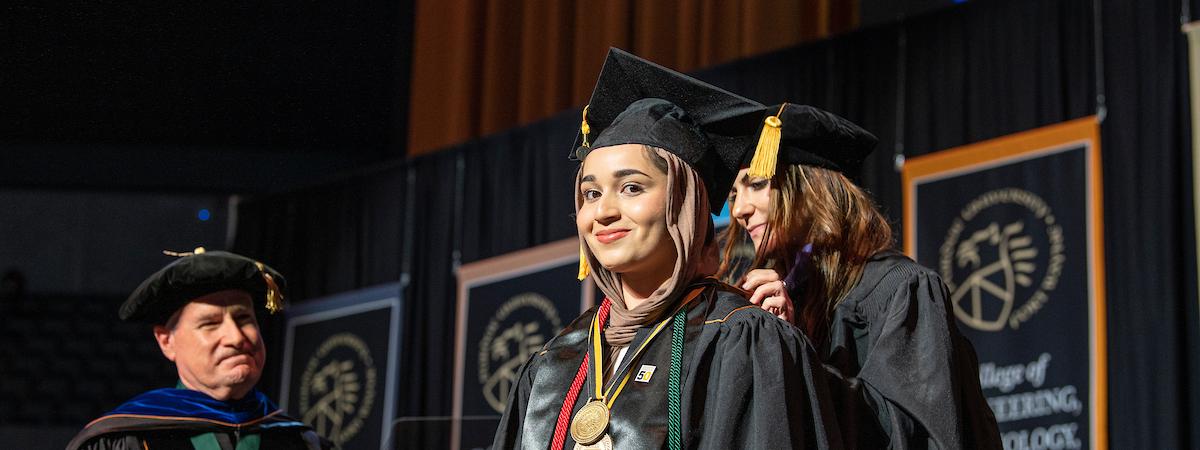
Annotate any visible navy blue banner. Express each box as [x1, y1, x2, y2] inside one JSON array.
[[905, 118, 1106, 450], [453, 239, 592, 450], [280, 284, 403, 450]]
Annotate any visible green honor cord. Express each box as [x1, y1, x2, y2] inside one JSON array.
[[190, 432, 260, 450], [667, 307, 686, 450], [176, 379, 261, 450]]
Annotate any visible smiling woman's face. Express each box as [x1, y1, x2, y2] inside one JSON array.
[[576, 144, 676, 277]]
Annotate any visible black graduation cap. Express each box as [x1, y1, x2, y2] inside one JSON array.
[[742, 103, 878, 180], [572, 48, 767, 212], [120, 248, 286, 325]]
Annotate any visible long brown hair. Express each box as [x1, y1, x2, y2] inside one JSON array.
[[719, 164, 893, 348]]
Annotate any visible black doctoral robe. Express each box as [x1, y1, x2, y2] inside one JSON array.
[[814, 251, 1002, 449], [67, 412, 328, 450], [66, 387, 330, 450], [491, 282, 842, 450]]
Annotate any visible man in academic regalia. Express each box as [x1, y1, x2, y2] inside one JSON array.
[[67, 249, 332, 450]]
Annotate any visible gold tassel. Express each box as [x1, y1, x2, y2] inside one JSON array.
[[580, 105, 592, 148], [163, 247, 206, 257], [577, 242, 590, 281], [576, 103, 594, 279], [255, 262, 285, 314], [748, 104, 788, 179]]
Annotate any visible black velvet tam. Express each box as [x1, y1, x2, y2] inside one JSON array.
[[573, 48, 766, 212], [120, 251, 286, 324], [741, 103, 878, 179]]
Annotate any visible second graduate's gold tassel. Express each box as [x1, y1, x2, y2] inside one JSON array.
[[748, 104, 788, 179], [577, 242, 591, 280]]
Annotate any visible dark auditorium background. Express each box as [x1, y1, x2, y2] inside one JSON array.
[[3, 0, 1200, 448]]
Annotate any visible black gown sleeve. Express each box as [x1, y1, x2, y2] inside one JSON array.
[[491, 352, 539, 450], [698, 310, 842, 450], [73, 434, 142, 450], [843, 269, 1001, 450]]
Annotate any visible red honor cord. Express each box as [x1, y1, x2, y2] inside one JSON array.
[[550, 299, 611, 450]]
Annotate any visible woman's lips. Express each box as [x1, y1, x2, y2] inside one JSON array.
[[595, 229, 630, 244], [746, 223, 765, 238]]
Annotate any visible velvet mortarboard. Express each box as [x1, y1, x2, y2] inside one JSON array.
[[120, 249, 286, 324], [742, 103, 878, 179], [573, 48, 766, 212]]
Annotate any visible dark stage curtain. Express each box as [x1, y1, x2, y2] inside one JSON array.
[[234, 0, 1200, 446], [233, 112, 581, 421]]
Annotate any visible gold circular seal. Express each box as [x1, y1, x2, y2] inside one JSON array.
[[938, 188, 1065, 332], [570, 400, 610, 445], [298, 333, 377, 447], [478, 293, 562, 413]]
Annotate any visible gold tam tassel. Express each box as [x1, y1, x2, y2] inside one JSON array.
[[577, 242, 590, 281], [255, 262, 285, 314], [163, 247, 206, 257], [748, 104, 788, 179]]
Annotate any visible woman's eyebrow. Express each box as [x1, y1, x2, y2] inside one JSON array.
[[580, 169, 650, 184], [614, 169, 649, 178]]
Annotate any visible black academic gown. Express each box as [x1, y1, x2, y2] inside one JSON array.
[[67, 409, 329, 450], [491, 283, 842, 450], [814, 251, 1002, 450]]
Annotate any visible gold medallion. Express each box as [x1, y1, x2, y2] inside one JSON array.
[[569, 400, 610, 445], [572, 433, 613, 450]]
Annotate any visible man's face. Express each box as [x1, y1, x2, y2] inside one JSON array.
[[154, 289, 266, 401]]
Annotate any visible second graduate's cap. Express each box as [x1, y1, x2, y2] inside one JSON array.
[[572, 48, 766, 212], [743, 104, 878, 179]]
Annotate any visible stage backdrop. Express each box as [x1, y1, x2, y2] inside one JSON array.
[[1187, 20, 1200, 355], [452, 238, 595, 449], [904, 118, 1106, 450], [280, 284, 404, 450], [234, 0, 1200, 446]]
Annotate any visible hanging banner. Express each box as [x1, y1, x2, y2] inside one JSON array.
[[451, 239, 595, 450], [1184, 21, 1200, 360], [280, 283, 404, 450], [903, 117, 1107, 450]]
